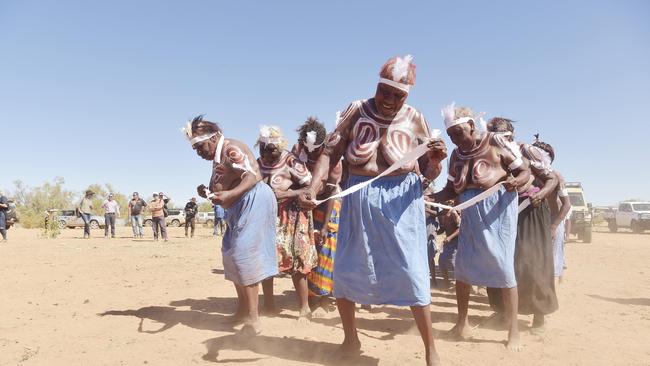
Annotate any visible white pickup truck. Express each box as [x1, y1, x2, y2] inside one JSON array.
[[604, 201, 650, 234]]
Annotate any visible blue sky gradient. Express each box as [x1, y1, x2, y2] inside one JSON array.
[[1, 0, 648, 206]]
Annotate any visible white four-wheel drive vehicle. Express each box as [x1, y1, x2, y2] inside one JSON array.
[[605, 201, 650, 234]]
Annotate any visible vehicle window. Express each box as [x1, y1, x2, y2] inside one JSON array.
[[169, 210, 180, 216], [61, 210, 74, 216], [569, 193, 585, 207], [619, 204, 631, 212], [632, 204, 650, 211]]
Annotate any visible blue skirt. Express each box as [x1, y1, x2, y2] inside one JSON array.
[[456, 187, 518, 288], [333, 173, 430, 306], [222, 182, 279, 286]]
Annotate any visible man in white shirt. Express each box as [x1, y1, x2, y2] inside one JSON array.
[[102, 193, 120, 238]]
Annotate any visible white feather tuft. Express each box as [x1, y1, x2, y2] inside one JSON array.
[[391, 54, 413, 82], [259, 125, 271, 138], [335, 111, 342, 126], [440, 102, 456, 127], [306, 131, 317, 145]]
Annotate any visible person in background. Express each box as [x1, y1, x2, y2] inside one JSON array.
[[213, 203, 226, 236], [184, 197, 198, 238], [149, 192, 168, 242], [0, 190, 9, 242], [77, 190, 94, 239], [128, 192, 147, 238], [438, 205, 461, 289], [102, 193, 120, 238]]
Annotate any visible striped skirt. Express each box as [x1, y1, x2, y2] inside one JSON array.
[[308, 200, 341, 296]]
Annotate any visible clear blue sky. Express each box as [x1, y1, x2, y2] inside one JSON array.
[[1, 0, 648, 207]]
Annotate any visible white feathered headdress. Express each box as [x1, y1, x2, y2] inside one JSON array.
[[379, 54, 414, 93], [441, 102, 474, 130]]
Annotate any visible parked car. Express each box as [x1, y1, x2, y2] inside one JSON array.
[[196, 211, 215, 226], [57, 210, 105, 229], [566, 182, 593, 243], [143, 209, 186, 227], [604, 201, 650, 234], [5, 200, 18, 229]]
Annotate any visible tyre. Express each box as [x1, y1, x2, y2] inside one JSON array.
[[608, 221, 617, 233], [89, 220, 100, 229], [58, 220, 67, 230], [631, 220, 643, 234], [144, 219, 152, 227], [171, 219, 180, 227], [206, 219, 214, 227], [583, 226, 592, 243]]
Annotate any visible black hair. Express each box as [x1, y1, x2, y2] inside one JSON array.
[[487, 117, 516, 133], [532, 136, 555, 162], [190, 114, 222, 135], [296, 116, 327, 145]]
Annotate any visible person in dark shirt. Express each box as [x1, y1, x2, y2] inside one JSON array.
[[184, 197, 198, 238], [128, 192, 147, 238], [0, 190, 9, 242]]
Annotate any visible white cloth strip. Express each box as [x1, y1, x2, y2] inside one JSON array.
[[258, 136, 284, 145], [425, 186, 531, 214], [445, 116, 473, 130], [518, 198, 531, 212], [214, 134, 225, 164], [190, 132, 218, 145], [314, 143, 428, 205], [378, 78, 410, 93]]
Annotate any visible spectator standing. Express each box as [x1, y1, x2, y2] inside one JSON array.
[[128, 192, 147, 238], [184, 197, 198, 238], [149, 192, 168, 242], [213, 204, 226, 236], [0, 190, 9, 242], [102, 193, 120, 238], [77, 190, 95, 239]]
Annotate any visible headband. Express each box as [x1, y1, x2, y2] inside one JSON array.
[[378, 78, 411, 93]]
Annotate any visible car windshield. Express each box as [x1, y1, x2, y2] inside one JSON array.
[[569, 193, 585, 207], [632, 203, 650, 211]]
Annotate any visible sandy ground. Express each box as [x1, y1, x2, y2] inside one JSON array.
[[1, 225, 649, 366]]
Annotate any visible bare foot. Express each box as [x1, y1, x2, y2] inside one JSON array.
[[339, 338, 361, 356], [530, 314, 545, 335], [427, 352, 442, 366], [359, 304, 372, 313], [530, 324, 546, 335], [297, 307, 312, 323], [260, 305, 279, 317], [311, 307, 328, 319], [480, 312, 507, 330], [507, 329, 523, 352], [240, 320, 262, 336], [448, 322, 473, 340], [226, 310, 248, 324]]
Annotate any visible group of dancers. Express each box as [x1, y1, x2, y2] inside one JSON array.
[[182, 55, 571, 366]]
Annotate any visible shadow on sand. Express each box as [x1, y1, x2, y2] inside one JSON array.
[[588, 294, 650, 306], [203, 334, 378, 365]]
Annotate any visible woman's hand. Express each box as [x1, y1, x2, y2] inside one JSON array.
[[427, 138, 447, 161], [297, 188, 318, 210], [197, 184, 208, 198]]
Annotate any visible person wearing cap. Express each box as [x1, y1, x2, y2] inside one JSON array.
[[0, 189, 9, 242], [101, 193, 120, 238], [184, 197, 198, 238], [149, 192, 168, 242], [432, 106, 532, 351], [77, 190, 95, 239], [184, 114, 277, 336], [128, 192, 147, 238], [297, 56, 446, 365]]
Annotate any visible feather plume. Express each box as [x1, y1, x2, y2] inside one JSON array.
[[440, 102, 456, 127], [392, 54, 413, 82]]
